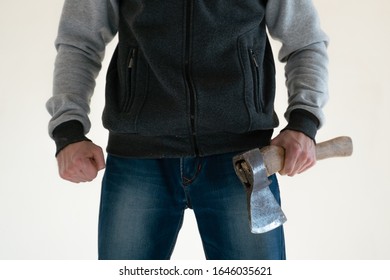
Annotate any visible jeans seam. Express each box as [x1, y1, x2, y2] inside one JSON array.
[[180, 158, 203, 186], [165, 209, 186, 259]]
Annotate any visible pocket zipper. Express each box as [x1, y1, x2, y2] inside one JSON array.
[[128, 49, 135, 68], [250, 49, 261, 113], [123, 49, 136, 112]]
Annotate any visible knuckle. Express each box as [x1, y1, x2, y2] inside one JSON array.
[[59, 168, 70, 178], [59, 173, 68, 180], [60, 170, 74, 180]]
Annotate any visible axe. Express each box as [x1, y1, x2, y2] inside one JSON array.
[[233, 136, 353, 234]]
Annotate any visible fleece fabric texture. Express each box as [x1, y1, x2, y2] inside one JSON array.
[[47, 0, 329, 157]]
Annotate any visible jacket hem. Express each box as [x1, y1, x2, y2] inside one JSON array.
[[106, 130, 273, 158]]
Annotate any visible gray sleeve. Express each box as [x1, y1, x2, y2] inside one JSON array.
[[46, 0, 119, 138], [266, 0, 329, 129]]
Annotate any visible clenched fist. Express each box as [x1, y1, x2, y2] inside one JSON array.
[[56, 141, 106, 183], [271, 130, 316, 176]]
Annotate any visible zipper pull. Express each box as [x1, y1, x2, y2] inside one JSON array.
[[128, 49, 135, 68], [250, 49, 259, 68]]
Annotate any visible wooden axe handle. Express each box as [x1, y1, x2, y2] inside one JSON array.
[[261, 136, 353, 176]]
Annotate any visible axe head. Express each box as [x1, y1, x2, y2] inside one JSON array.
[[233, 136, 354, 233], [233, 148, 287, 234]]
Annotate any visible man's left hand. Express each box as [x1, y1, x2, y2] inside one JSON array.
[[271, 130, 316, 176]]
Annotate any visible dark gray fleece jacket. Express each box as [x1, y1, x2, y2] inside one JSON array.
[[47, 0, 329, 157]]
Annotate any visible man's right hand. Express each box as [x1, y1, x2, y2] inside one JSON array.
[[56, 141, 106, 183]]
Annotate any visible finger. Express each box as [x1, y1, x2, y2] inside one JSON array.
[[91, 146, 106, 171], [279, 154, 295, 176], [296, 144, 316, 174], [59, 168, 87, 183], [77, 158, 99, 182], [297, 156, 316, 174], [284, 154, 310, 176], [80, 159, 99, 182], [281, 145, 303, 176], [59, 157, 92, 183]]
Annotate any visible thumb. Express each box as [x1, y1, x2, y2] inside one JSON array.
[[90, 146, 106, 171]]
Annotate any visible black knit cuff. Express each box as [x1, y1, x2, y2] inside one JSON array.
[[52, 120, 91, 156], [282, 109, 320, 140]]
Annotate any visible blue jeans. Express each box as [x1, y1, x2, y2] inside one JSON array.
[[98, 152, 285, 260]]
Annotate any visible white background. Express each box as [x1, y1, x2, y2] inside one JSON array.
[[0, 0, 389, 260]]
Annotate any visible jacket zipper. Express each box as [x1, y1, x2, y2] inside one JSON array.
[[123, 48, 136, 112], [250, 49, 262, 113], [128, 49, 135, 68], [185, 0, 199, 155]]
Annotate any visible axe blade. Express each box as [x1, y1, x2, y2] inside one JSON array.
[[250, 185, 287, 233], [233, 148, 287, 234]]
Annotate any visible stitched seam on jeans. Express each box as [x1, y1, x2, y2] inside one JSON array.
[[181, 159, 203, 186], [165, 209, 185, 259]]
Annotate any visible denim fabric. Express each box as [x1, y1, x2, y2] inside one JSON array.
[[98, 152, 285, 260]]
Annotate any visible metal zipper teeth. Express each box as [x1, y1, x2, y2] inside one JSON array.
[[185, 0, 200, 155]]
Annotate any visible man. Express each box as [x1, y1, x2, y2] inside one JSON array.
[[47, 0, 328, 259]]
